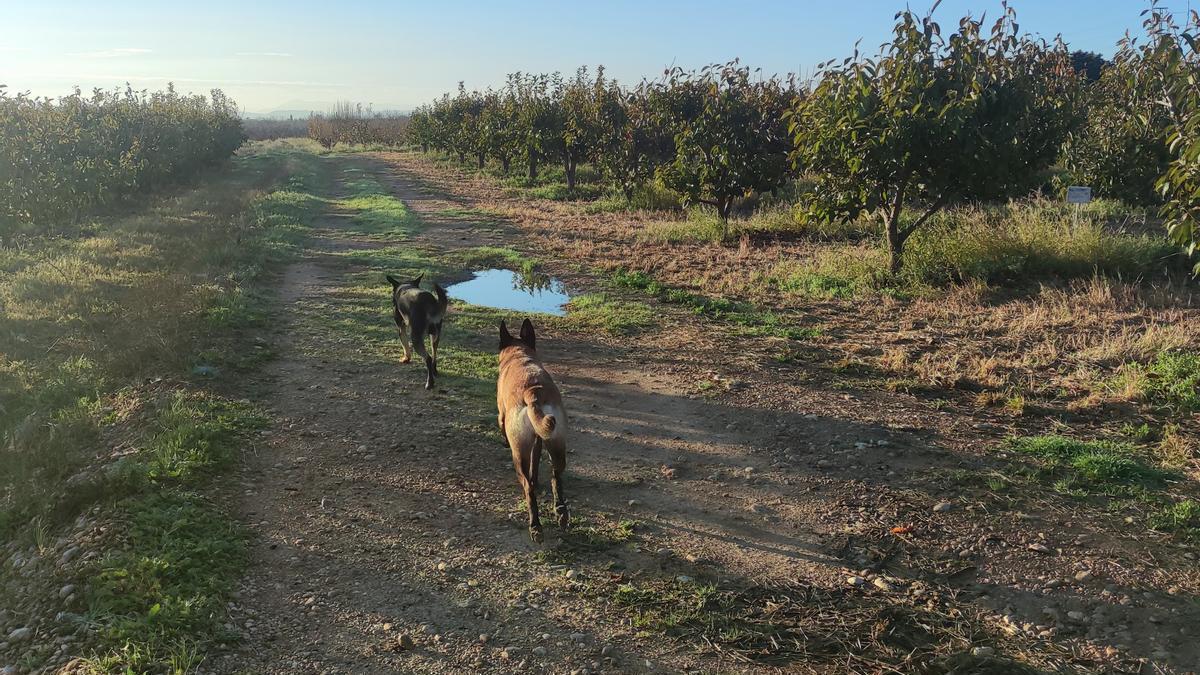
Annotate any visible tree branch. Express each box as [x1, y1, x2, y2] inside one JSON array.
[[899, 194, 948, 239]]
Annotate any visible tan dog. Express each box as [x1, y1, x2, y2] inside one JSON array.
[[497, 319, 569, 542]]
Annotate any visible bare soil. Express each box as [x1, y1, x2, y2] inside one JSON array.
[[208, 152, 1199, 674]]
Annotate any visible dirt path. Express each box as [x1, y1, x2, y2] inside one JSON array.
[[207, 153, 1198, 674]]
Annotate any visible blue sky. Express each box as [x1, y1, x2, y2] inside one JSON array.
[[0, 1, 1179, 113]]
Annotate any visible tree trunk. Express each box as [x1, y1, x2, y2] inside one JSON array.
[[501, 156, 511, 174], [457, 152, 465, 163], [884, 212, 905, 274], [421, 143, 428, 153], [477, 153, 485, 169], [564, 158, 577, 191], [528, 152, 539, 180]]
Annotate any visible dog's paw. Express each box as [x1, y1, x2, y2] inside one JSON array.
[[529, 526, 544, 544]]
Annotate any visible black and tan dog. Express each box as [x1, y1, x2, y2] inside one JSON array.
[[497, 319, 569, 542], [386, 273, 448, 389]]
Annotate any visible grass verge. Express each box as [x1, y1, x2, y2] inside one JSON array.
[[0, 139, 328, 672]]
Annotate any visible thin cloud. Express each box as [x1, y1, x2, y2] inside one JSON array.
[[236, 52, 293, 57], [66, 48, 152, 58]]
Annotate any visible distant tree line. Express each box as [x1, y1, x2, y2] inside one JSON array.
[[306, 102, 408, 149], [243, 117, 309, 140]]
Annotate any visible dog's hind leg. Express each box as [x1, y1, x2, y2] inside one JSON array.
[[394, 311, 412, 363], [548, 440, 569, 531], [526, 438, 544, 542], [409, 315, 435, 390], [428, 323, 441, 376], [510, 437, 543, 542]]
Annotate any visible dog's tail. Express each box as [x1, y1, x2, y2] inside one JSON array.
[[433, 282, 449, 313], [524, 387, 556, 439], [386, 274, 401, 288]]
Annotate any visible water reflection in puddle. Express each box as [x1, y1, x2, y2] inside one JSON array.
[[445, 269, 571, 316]]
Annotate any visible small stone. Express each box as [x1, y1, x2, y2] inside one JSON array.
[[847, 576, 866, 587], [59, 584, 76, 599], [565, 569, 578, 579], [1027, 543, 1052, 554], [436, 562, 448, 571], [396, 633, 415, 650], [675, 575, 693, 583], [932, 502, 953, 513], [872, 577, 898, 592], [8, 627, 32, 642], [1074, 570, 1093, 583], [571, 633, 587, 643], [479, 634, 489, 643], [972, 646, 995, 657], [532, 646, 547, 657], [627, 499, 639, 508], [601, 645, 615, 657], [1067, 611, 1088, 623], [60, 546, 81, 564]]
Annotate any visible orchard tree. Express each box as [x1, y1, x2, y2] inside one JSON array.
[[1140, 5, 1200, 271], [407, 105, 433, 152], [790, 4, 1080, 273], [654, 61, 796, 229], [559, 66, 602, 190], [510, 73, 562, 180], [1063, 46, 1172, 206], [480, 88, 520, 172], [595, 80, 669, 200]]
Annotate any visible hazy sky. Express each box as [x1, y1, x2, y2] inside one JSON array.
[[0, 1, 1177, 114]]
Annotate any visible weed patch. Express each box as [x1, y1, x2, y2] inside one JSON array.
[[1005, 435, 1173, 491]]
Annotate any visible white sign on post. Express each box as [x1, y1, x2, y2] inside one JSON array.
[[1066, 186, 1093, 204]]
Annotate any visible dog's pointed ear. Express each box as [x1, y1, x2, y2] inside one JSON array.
[[519, 318, 536, 349], [499, 320, 513, 348], [411, 273, 423, 287], [385, 274, 401, 289]]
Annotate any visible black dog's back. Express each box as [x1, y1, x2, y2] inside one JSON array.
[[387, 274, 448, 389]]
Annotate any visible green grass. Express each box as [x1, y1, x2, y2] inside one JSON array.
[[85, 492, 248, 671], [608, 268, 822, 340], [1005, 435, 1173, 491], [535, 516, 639, 565], [565, 294, 656, 335], [0, 140, 329, 672], [1123, 351, 1200, 413], [612, 577, 731, 635], [1147, 499, 1200, 539], [454, 246, 540, 281], [901, 200, 1179, 285], [584, 181, 682, 214]]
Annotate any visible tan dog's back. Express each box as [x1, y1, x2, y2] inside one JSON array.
[[496, 319, 569, 542]]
